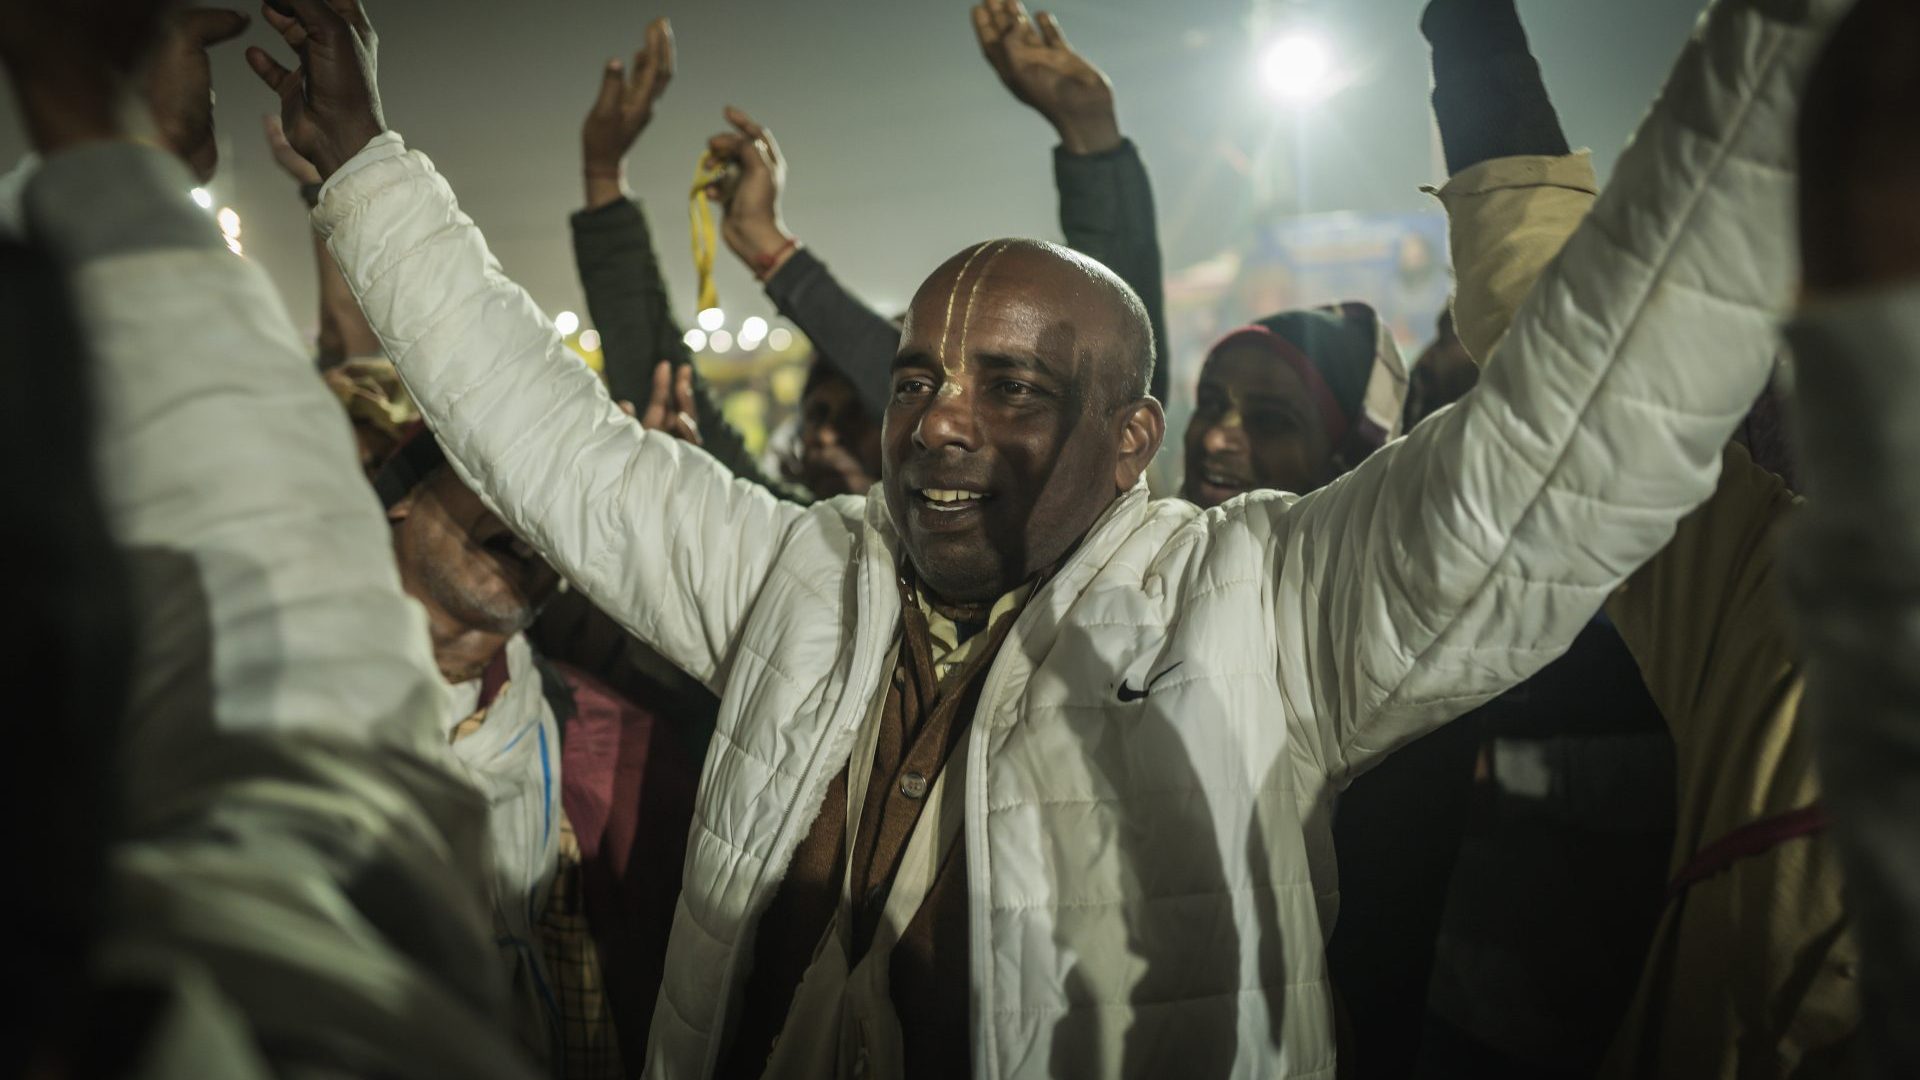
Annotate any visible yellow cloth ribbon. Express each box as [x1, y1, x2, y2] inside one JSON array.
[[689, 153, 728, 316]]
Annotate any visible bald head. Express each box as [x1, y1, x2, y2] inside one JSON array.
[[884, 238, 1166, 605], [906, 239, 1155, 410]]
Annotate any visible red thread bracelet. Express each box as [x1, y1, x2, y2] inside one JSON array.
[[753, 238, 800, 281]]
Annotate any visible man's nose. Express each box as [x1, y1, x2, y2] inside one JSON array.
[[914, 382, 980, 452], [1201, 413, 1245, 457]]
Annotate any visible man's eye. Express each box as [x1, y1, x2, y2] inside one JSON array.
[[894, 377, 934, 399], [998, 380, 1035, 397]]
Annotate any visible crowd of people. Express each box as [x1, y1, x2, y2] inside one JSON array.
[[3, 0, 1916, 1077]]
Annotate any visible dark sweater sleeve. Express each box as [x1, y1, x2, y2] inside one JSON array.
[[570, 198, 805, 501], [1422, 0, 1571, 176], [1055, 139, 1170, 404], [762, 247, 899, 422]]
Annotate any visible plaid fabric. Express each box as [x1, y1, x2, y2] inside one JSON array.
[[540, 812, 624, 1079], [918, 583, 1031, 679]]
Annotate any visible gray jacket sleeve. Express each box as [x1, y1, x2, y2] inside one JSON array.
[[571, 197, 803, 499], [1055, 139, 1169, 404], [1784, 283, 1920, 1080], [762, 246, 900, 421]]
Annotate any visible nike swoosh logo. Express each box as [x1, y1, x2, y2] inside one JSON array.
[[1117, 662, 1184, 704]]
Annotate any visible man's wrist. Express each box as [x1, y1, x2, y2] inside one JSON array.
[[584, 166, 625, 211], [1052, 113, 1123, 157], [312, 122, 388, 180], [731, 224, 797, 268]]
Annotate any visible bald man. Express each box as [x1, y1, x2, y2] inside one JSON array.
[[255, 1, 1831, 1075]]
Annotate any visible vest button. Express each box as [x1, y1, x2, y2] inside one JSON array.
[[899, 771, 930, 799]]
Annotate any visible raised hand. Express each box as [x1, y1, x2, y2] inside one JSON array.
[[264, 112, 323, 186], [639, 360, 703, 447], [582, 16, 675, 208], [244, 0, 386, 180], [145, 8, 252, 181], [972, 0, 1120, 155], [705, 107, 797, 279], [0, 1, 244, 166]]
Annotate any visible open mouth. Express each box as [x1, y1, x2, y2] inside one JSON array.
[[916, 487, 992, 513]]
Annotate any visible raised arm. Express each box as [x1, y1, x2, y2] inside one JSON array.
[[1274, 0, 1840, 777], [249, 0, 806, 691], [706, 107, 901, 421], [1422, 0, 1595, 364], [1786, 2, 1920, 1072], [573, 20, 794, 493], [265, 113, 386, 366], [971, 0, 1169, 403], [1424, 0, 1808, 770]]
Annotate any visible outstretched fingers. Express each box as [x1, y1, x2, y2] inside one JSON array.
[[244, 44, 297, 94]]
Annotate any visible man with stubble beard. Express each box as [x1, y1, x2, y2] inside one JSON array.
[[254, 0, 1834, 1074]]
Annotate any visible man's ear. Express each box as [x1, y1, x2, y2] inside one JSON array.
[[386, 492, 414, 525], [1113, 397, 1166, 491]]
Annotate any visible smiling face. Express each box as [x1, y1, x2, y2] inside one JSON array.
[[390, 465, 561, 636], [794, 365, 883, 497], [885, 241, 1163, 605], [1183, 340, 1334, 507]]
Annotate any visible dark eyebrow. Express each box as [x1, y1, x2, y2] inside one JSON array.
[[977, 351, 1071, 382], [892, 350, 936, 373]]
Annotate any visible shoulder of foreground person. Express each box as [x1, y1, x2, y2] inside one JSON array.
[[318, 136, 818, 692], [24, 142, 528, 1075], [27, 138, 450, 765]]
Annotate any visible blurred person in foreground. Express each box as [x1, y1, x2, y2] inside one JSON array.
[[0, 1, 533, 1074], [249, 0, 1825, 1077], [1786, 0, 1920, 1077]]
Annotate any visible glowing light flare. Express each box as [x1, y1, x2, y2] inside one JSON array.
[[1259, 34, 1335, 104], [767, 327, 794, 351], [555, 310, 581, 336], [190, 187, 214, 209], [709, 330, 734, 353], [739, 316, 768, 348], [578, 329, 602, 352], [217, 207, 242, 239], [683, 328, 708, 351], [697, 307, 726, 332]]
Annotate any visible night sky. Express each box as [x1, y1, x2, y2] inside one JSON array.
[[1, 0, 1703, 360]]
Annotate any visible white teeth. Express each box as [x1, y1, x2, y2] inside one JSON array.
[[921, 489, 985, 504]]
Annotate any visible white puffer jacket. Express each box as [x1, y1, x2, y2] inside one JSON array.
[[317, 1, 1831, 1074]]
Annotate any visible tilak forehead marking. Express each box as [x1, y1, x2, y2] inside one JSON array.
[[937, 241, 1013, 396]]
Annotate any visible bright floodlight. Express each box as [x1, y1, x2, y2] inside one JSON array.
[[578, 329, 602, 352], [740, 316, 769, 343], [217, 207, 242, 239], [683, 328, 708, 351], [709, 330, 734, 353], [697, 307, 726, 332], [555, 310, 581, 336], [190, 187, 214, 209], [768, 327, 794, 351], [1260, 33, 1334, 103]]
